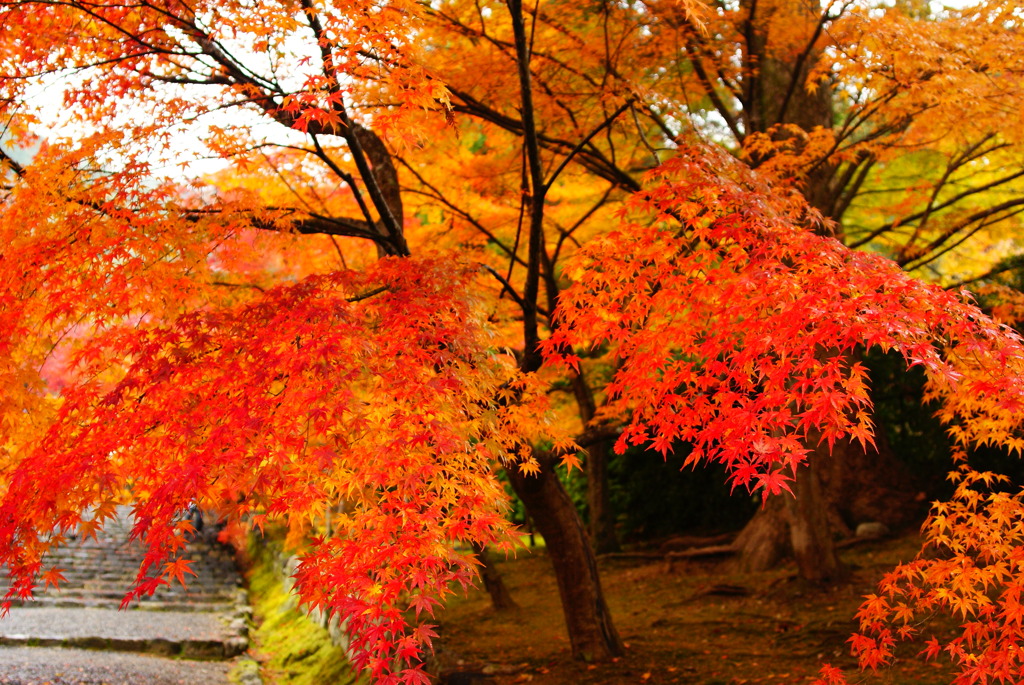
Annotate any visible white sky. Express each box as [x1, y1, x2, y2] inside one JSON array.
[[5, 0, 983, 178]]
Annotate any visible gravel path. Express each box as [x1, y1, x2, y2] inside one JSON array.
[[0, 608, 230, 643], [0, 646, 232, 684]]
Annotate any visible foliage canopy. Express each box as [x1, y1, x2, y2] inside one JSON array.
[[1, 0, 1024, 682]]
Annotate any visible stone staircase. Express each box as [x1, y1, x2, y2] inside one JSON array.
[[4, 508, 244, 612], [0, 507, 251, 670]]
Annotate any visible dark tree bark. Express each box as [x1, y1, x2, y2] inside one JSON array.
[[506, 455, 624, 661], [733, 450, 850, 581], [585, 439, 619, 555], [729, 5, 896, 579], [731, 493, 791, 573], [569, 373, 620, 555], [471, 543, 518, 612], [783, 450, 846, 582], [735, 425, 923, 577]]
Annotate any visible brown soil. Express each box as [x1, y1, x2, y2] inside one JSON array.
[[433, 533, 956, 684]]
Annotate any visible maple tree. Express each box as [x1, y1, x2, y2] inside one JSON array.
[[0, 0, 1024, 683], [645, 0, 1024, 579]]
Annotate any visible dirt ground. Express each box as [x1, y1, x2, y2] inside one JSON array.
[[433, 533, 957, 684]]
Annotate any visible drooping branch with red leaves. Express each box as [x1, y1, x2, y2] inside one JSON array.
[[546, 146, 1024, 684]]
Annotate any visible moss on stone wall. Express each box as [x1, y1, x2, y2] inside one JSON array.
[[244, 539, 365, 685]]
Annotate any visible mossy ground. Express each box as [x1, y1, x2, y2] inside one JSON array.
[[434, 533, 959, 684], [241, 541, 366, 685]]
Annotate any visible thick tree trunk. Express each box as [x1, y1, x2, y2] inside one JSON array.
[[784, 451, 846, 582], [732, 453, 848, 580], [733, 453, 845, 581], [731, 0, 923, 582], [507, 457, 623, 661], [734, 425, 922, 578], [732, 493, 790, 572], [471, 543, 518, 612]]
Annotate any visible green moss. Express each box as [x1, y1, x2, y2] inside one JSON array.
[[227, 658, 260, 685], [244, 538, 365, 685]]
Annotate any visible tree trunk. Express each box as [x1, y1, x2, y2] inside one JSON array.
[[731, 0, 923, 582], [570, 372, 621, 554], [784, 451, 846, 582], [734, 424, 922, 577], [734, 450, 845, 581], [732, 493, 790, 573], [733, 465, 850, 580], [471, 543, 518, 612], [586, 440, 620, 555], [507, 457, 623, 661]]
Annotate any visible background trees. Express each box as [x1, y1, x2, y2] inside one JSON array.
[[0, 0, 1023, 683]]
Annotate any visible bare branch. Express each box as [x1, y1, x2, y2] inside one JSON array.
[[546, 99, 634, 188]]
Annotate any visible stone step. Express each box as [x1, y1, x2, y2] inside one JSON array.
[[0, 646, 239, 684], [3, 531, 243, 611], [4, 576, 245, 608], [0, 507, 249, 665], [0, 607, 248, 659], [8, 598, 239, 612]]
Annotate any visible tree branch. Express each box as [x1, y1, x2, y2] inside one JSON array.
[[898, 199, 1024, 269], [508, 0, 547, 373], [684, 41, 744, 141], [849, 168, 1024, 250], [297, 0, 407, 256], [546, 100, 634, 188]]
